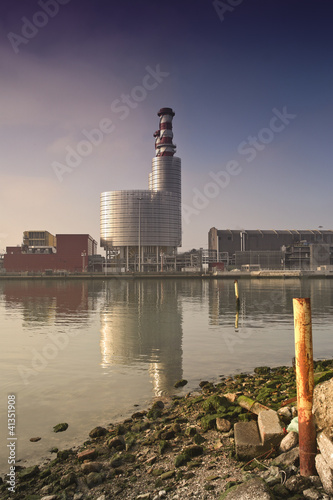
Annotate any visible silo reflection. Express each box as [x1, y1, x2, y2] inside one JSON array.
[[100, 280, 183, 396]]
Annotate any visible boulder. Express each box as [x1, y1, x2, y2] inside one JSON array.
[[313, 377, 333, 431], [279, 431, 298, 453], [315, 453, 333, 495], [219, 477, 275, 499], [317, 430, 333, 469], [216, 418, 232, 432], [89, 426, 107, 438], [272, 446, 299, 467]]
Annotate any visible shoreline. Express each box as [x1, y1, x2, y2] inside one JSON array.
[[1, 270, 333, 280], [2, 360, 332, 499]]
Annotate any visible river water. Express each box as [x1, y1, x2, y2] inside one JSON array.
[[1, 278, 332, 475]]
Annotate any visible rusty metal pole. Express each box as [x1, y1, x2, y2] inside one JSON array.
[[293, 297, 317, 476]]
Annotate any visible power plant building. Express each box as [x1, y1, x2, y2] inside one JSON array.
[[100, 108, 181, 271]]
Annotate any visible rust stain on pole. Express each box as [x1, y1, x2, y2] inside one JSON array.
[[293, 297, 317, 476]]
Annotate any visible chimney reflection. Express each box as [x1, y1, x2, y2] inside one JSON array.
[[100, 280, 184, 396]]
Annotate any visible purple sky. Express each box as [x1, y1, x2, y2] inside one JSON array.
[[0, 0, 332, 252]]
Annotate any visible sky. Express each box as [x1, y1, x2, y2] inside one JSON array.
[[0, 0, 332, 253]]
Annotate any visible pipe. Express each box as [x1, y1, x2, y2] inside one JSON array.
[[293, 297, 317, 476]]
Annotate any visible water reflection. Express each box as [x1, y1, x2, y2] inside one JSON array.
[[2, 280, 104, 327], [100, 280, 184, 395], [208, 278, 333, 329]]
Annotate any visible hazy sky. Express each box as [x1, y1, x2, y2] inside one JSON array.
[[0, 0, 332, 252]]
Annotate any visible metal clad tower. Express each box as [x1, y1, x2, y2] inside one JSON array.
[[100, 108, 181, 271]]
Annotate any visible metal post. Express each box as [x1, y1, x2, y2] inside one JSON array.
[[293, 297, 316, 476]]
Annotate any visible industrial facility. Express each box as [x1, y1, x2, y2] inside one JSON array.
[[100, 107, 181, 272], [208, 228, 333, 271], [3, 232, 98, 273]]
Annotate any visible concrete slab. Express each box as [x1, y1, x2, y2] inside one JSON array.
[[315, 453, 333, 495], [317, 431, 333, 470], [234, 421, 265, 460], [258, 409, 284, 447]]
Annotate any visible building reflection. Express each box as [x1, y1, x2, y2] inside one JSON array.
[[100, 280, 184, 396], [1, 280, 103, 326]]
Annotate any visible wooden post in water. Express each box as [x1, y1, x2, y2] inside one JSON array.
[[234, 280, 240, 310], [293, 297, 317, 476]]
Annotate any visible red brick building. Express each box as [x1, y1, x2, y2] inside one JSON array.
[[4, 234, 97, 273]]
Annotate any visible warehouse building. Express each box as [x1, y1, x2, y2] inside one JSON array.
[[208, 228, 333, 270]]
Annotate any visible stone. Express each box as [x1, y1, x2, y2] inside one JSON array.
[[279, 431, 299, 452], [224, 393, 238, 403], [317, 430, 333, 469], [81, 461, 102, 474], [136, 494, 151, 499], [234, 421, 265, 460], [60, 472, 76, 488], [110, 456, 123, 468], [303, 488, 323, 500], [284, 475, 312, 492], [30, 437, 41, 442], [185, 426, 197, 437], [254, 366, 271, 375], [183, 445, 204, 458], [53, 422, 68, 433], [216, 418, 232, 432], [200, 414, 216, 431], [313, 377, 333, 431], [89, 426, 107, 438], [315, 453, 333, 495], [174, 379, 188, 388], [271, 483, 290, 497], [152, 400, 165, 409], [257, 409, 284, 447], [19, 465, 40, 480], [277, 407, 292, 423], [77, 449, 97, 461], [57, 449, 71, 460], [205, 474, 220, 481], [41, 485, 54, 495], [152, 468, 164, 476], [40, 496, 57, 500], [272, 446, 299, 467], [107, 435, 126, 450], [160, 470, 175, 480], [86, 472, 105, 488], [218, 477, 275, 499]]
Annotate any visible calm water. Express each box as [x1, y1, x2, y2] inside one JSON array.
[[1, 278, 333, 475]]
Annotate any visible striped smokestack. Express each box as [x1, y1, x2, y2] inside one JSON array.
[[154, 107, 176, 157]]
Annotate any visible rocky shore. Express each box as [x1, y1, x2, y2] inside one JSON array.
[[2, 359, 333, 500]]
